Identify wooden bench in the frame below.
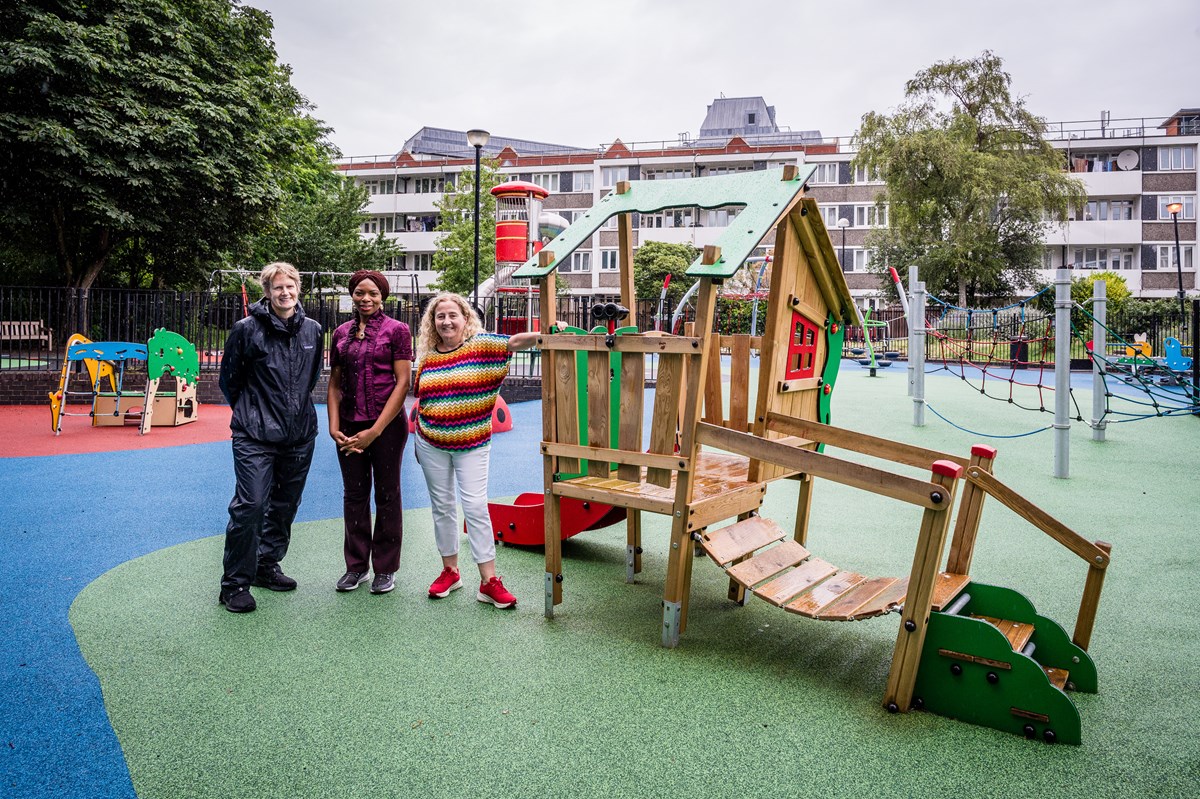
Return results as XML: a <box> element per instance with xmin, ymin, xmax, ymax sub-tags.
<box><xmin>1</xmin><ymin>319</ymin><xmax>54</xmax><ymax>349</ymax></box>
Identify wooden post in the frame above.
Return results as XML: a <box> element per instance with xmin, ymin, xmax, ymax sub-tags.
<box><xmin>662</xmin><ymin>278</ymin><xmax>717</xmax><ymax>646</ymax></box>
<box><xmin>619</xmin><ymin>352</ymin><xmax>645</xmax><ymax>581</ymax></box>
<box><xmin>540</xmin><ymin>275</ymin><xmax>563</xmax><ymax>616</ymax></box>
<box><xmin>793</xmin><ymin>473</ymin><xmax>814</xmax><ymax>547</ymax></box>
<box><xmin>945</xmin><ymin>444</ymin><xmax>997</xmax><ymax>575</ymax></box>
<box><xmin>1073</xmin><ymin>540</ymin><xmax>1113</xmax><ymax>650</ymax></box>
<box><xmin>617</xmin><ymin>212</ymin><xmax>636</xmax><ymax>312</ymax></box>
<box><xmin>586</xmin><ymin>350</ymin><xmax>611</xmax><ymax>477</ymax></box>
<box><xmin>882</xmin><ymin>460</ymin><xmax>962</xmax><ymax>712</ymax></box>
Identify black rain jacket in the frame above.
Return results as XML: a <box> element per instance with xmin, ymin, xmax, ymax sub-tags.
<box><xmin>219</xmin><ymin>298</ymin><xmax>324</xmax><ymax>445</ymax></box>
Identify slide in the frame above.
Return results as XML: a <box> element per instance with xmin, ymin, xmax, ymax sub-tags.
<box><xmin>486</xmin><ymin>493</ymin><xmax>626</xmax><ymax>546</ymax></box>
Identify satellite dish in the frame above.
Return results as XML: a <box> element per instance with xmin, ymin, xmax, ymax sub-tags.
<box><xmin>1117</xmin><ymin>149</ymin><xmax>1138</xmax><ymax>171</ymax></box>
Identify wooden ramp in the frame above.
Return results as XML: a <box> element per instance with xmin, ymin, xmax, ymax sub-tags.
<box><xmin>699</xmin><ymin>516</ymin><xmax>970</xmax><ymax>621</ymax></box>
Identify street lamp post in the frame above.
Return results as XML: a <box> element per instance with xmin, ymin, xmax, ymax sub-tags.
<box><xmin>466</xmin><ymin>129</ymin><xmax>490</xmax><ymax>313</ymax></box>
<box><xmin>836</xmin><ymin>217</ymin><xmax>850</xmax><ymax>271</ymax></box>
<box><xmin>1167</xmin><ymin>201</ymin><xmax>1186</xmax><ymax>330</ymax></box>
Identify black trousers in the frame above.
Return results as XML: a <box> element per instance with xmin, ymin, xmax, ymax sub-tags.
<box><xmin>337</xmin><ymin>417</ymin><xmax>408</xmax><ymax>574</ymax></box>
<box><xmin>222</xmin><ymin>436</ymin><xmax>316</xmax><ymax>590</ymax></box>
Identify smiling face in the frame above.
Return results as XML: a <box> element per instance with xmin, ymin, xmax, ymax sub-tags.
<box><xmin>433</xmin><ymin>299</ymin><xmax>466</xmax><ymax>349</ymax></box>
<box><xmin>268</xmin><ymin>274</ymin><xmax>299</xmax><ymax>319</ymax></box>
<box><xmin>352</xmin><ymin>282</ymin><xmax>383</xmax><ymax>317</ymax></box>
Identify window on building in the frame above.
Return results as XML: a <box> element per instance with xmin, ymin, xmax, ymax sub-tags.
<box><xmin>854</xmin><ymin>204</ymin><xmax>888</xmax><ymax>227</ymax></box>
<box><xmin>853</xmin><ymin>165</ymin><xmax>882</xmax><ymax>184</ymax></box>
<box><xmin>1072</xmin><ymin>247</ymin><xmax>1136</xmax><ymax>270</ymax></box>
<box><xmin>562</xmin><ymin>251</ymin><xmax>592</xmax><ymax>273</ymax></box>
<box><xmin>1176</xmin><ymin>115</ymin><xmax>1200</xmax><ymax>135</ymax></box>
<box><xmin>531</xmin><ymin>173</ymin><xmax>560</xmax><ymax>193</ymax></box>
<box><xmin>702</xmin><ymin>206</ymin><xmax>740</xmax><ymax>227</ymax></box>
<box><xmin>413</xmin><ymin>253</ymin><xmax>433</xmax><ymax>271</ymax></box>
<box><xmin>644</xmin><ymin>168</ymin><xmax>693</xmax><ymax>180</ymax></box>
<box><xmin>819</xmin><ymin>205</ymin><xmax>840</xmax><ymax>229</ymax></box>
<box><xmin>1082</xmin><ymin>200</ymin><xmax>1137</xmax><ymax>221</ymax></box>
<box><xmin>705</xmin><ymin>165</ymin><xmax>752</xmax><ymax>176</ymax></box>
<box><xmin>845</xmin><ymin>249</ymin><xmax>871</xmax><ymax>272</ymax></box>
<box><xmin>413</xmin><ymin>177</ymin><xmax>445</xmax><ymax>194</ymax></box>
<box><xmin>809</xmin><ymin>163</ymin><xmax>840</xmax><ymax>184</ymax></box>
<box><xmin>572</xmin><ymin>171</ymin><xmax>593</xmax><ymax>192</ymax></box>
<box><xmin>601</xmin><ymin>166</ymin><xmax>629</xmax><ymax>187</ymax></box>
<box><xmin>747</xmin><ymin>112</ymin><xmax>756</xmax><ymax>125</ymax></box>
<box><xmin>1067</xmin><ymin>151</ymin><xmax>1124</xmax><ymax>173</ymax></box>
<box><xmin>600</xmin><ymin>250</ymin><xmax>620</xmax><ymax>271</ymax></box>
<box><xmin>1158</xmin><ymin>145</ymin><xmax>1196</xmax><ymax>171</ymax></box>
<box><xmin>1158</xmin><ymin>195</ymin><xmax>1196</xmax><ymax>220</ymax></box>
<box><xmin>1157</xmin><ymin>245</ymin><xmax>1195</xmax><ymax>271</ymax></box>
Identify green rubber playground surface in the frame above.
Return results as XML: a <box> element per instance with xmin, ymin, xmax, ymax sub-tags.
<box><xmin>72</xmin><ymin>367</ymin><xmax>1198</xmax><ymax>798</ymax></box>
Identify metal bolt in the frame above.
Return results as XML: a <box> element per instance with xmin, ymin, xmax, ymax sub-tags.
<box><xmin>930</xmin><ymin>491</ymin><xmax>943</xmax><ymax>504</ymax></box>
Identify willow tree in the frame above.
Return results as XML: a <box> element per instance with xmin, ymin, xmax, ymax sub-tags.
<box><xmin>854</xmin><ymin>51</ymin><xmax>1087</xmax><ymax>305</ymax></box>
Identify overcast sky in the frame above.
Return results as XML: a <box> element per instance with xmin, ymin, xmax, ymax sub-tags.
<box><xmin>246</xmin><ymin>0</ymin><xmax>1200</xmax><ymax>157</ymax></box>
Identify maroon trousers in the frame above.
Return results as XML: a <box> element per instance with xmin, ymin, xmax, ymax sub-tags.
<box><xmin>336</xmin><ymin>416</ymin><xmax>408</xmax><ymax>573</ymax></box>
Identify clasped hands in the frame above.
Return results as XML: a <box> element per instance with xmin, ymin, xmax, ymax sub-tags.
<box><xmin>331</xmin><ymin>427</ymin><xmax>379</xmax><ymax>455</ymax></box>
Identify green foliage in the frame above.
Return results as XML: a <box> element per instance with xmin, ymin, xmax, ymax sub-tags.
<box><xmin>1070</xmin><ymin>271</ymin><xmax>1132</xmax><ymax>315</ymax></box>
<box><xmin>431</xmin><ymin>157</ymin><xmax>500</xmax><ymax>294</ymax></box>
<box><xmin>632</xmin><ymin>241</ymin><xmax>699</xmax><ymax>302</ymax></box>
<box><xmin>0</xmin><ymin>0</ymin><xmax>318</xmax><ymax>289</ymax></box>
<box><xmin>854</xmin><ymin>51</ymin><xmax>1087</xmax><ymax>306</ymax></box>
<box><xmin>715</xmin><ymin>297</ymin><xmax>766</xmax><ymax>336</ymax></box>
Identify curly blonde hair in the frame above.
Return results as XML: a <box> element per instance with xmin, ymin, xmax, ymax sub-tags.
<box><xmin>415</xmin><ymin>292</ymin><xmax>482</xmax><ymax>364</ymax></box>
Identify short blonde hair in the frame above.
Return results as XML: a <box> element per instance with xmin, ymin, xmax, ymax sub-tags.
<box><xmin>259</xmin><ymin>262</ymin><xmax>301</xmax><ymax>294</ymax></box>
<box><xmin>416</xmin><ymin>292</ymin><xmax>482</xmax><ymax>364</ymax></box>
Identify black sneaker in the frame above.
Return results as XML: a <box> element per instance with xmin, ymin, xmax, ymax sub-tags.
<box><xmin>336</xmin><ymin>571</ymin><xmax>370</xmax><ymax>592</ymax></box>
<box><xmin>370</xmin><ymin>573</ymin><xmax>395</xmax><ymax>594</ymax></box>
<box><xmin>218</xmin><ymin>586</ymin><xmax>256</xmax><ymax>613</ymax></box>
<box><xmin>252</xmin><ymin>562</ymin><xmax>297</xmax><ymax>592</ymax></box>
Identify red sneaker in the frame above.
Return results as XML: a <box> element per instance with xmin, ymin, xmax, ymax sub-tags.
<box><xmin>428</xmin><ymin>566</ymin><xmax>462</xmax><ymax>598</ymax></box>
<box><xmin>477</xmin><ymin>576</ymin><xmax>517</xmax><ymax>609</ymax></box>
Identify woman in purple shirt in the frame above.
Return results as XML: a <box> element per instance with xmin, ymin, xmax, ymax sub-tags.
<box><xmin>327</xmin><ymin>270</ymin><xmax>413</xmax><ymax>595</ymax></box>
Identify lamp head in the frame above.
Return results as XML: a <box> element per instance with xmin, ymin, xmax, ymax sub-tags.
<box><xmin>836</xmin><ymin>217</ymin><xmax>850</xmax><ymax>229</ymax></box>
<box><xmin>1166</xmin><ymin>202</ymin><xmax>1183</xmax><ymax>216</ymax></box>
<box><xmin>466</xmin><ymin>129</ymin><xmax>490</xmax><ymax>149</ymax></box>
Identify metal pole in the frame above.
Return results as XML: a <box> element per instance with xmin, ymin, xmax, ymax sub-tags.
<box><xmin>1172</xmin><ymin>211</ymin><xmax>1185</xmax><ymax>330</ymax></box>
<box><xmin>1091</xmin><ymin>279</ymin><xmax>1106</xmax><ymax>442</ymax></box>
<box><xmin>1192</xmin><ymin>298</ymin><xmax>1199</xmax><ymax>402</ymax></box>
<box><xmin>912</xmin><ymin>280</ymin><xmax>926</xmax><ymax>427</ymax></box>
<box><xmin>472</xmin><ymin>143</ymin><xmax>482</xmax><ymax>312</ymax></box>
<box><xmin>1054</xmin><ymin>267</ymin><xmax>1071</xmax><ymax>478</ymax></box>
<box><xmin>840</xmin><ymin>227</ymin><xmax>846</xmax><ymax>272</ymax></box>
<box><xmin>906</xmin><ymin>266</ymin><xmax>917</xmax><ymax>398</ymax></box>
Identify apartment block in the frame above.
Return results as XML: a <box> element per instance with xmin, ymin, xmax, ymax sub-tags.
<box><xmin>338</xmin><ymin>99</ymin><xmax>1198</xmax><ymax>306</ymax></box>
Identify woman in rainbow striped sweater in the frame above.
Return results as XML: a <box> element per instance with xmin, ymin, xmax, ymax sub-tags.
<box><xmin>414</xmin><ymin>292</ymin><xmax>558</xmax><ymax>609</ymax></box>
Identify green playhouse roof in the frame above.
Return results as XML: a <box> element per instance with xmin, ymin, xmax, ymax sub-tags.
<box><xmin>511</xmin><ymin>166</ymin><xmax>818</xmax><ymax>281</ymax></box>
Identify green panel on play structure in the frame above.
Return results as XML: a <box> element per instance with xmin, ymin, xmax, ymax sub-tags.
<box><xmin>555</xmin><ymin>325</ymin><xmax>637</xmax><ymax>480</ymax></box>
<box><xmin>511</xmin><ymin>167</ymin><xmax>816</xmax><ymax>282</ymax></box>
<box><xmin>816</xmin><ymin>313</ymin><xmax>844</xmax><ymax>451</ymax></box>
<box><xmin>912</xmin><ymin>581</ymin><xmax>1097</xmax><ymax>745</ymax></box>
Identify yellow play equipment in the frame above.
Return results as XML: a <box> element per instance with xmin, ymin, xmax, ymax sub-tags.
<box><xmin>49</xmin><ymin>328</ymin><xmax>200</xmax><ymax>435</ymax></box>
<box><xmin>511</xmin><ymin>167</ymin><xmax>1112</xmax><ymax>744</ymax></box>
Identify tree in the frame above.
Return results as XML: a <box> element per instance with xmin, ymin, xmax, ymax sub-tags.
<box><xmin>237</xmin><ymin>116</ymin><xmax>401</xmax><ymax>278</ymax></box>
<box><xmin>0</xmin><ymin>0</ymin><xmax>315</xmax><ymax>289</ymax></box>
<box><xmin>632</xmin><ymin>240</ymin><xmax>699</xmax><ymax>302</ymax></box>
<box><xmin>854</xmin><ymin>51</ymin><xmax>1087</xmax><ymax>306</ymax></box>
<box><xmin>431</xmin><ymin>157</ymin><xmax>500</xmax><ymax>295</ymax></box>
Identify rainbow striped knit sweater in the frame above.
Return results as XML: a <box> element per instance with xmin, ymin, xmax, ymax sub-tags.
<box><xmin>416</xmin><ymin>333</ymin><xmax>512</xmax><ymax>451</ymax></box>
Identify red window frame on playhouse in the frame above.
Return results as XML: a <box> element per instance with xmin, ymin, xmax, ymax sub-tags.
<box><xmin>784</xmin><ymin>311</ymin><xmax>820</xmax><ymax>380</ymax></box>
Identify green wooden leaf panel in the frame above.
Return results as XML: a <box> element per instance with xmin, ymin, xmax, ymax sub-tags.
<box><xmin>511</xmin><ymin>166</ymin><xmax>816</xmax><ymax>281</ymax></box>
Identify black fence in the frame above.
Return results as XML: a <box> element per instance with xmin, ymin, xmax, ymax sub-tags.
<box><xmin>2</xmin><ymin>285</ymin><xmax>1190</xmax><ymax>374</ymax></box>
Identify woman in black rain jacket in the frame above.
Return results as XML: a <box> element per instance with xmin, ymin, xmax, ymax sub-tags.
<box><xmin>217</xmin><ymin>262</ymin><xmax>324</xmax><ymax>613</ymax></box>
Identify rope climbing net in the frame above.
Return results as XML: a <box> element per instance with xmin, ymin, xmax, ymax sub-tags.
<box><xmin>919</xmin><ymin>288</ymin><xmax>1198</xmax><ymax>437</ymax></box>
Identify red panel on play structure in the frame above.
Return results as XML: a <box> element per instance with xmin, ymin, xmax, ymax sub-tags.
<box><xmin>784</xmin><ymin>310</ymin><xmax>819</xmax><ymax>380</ymax></box>
<box><xmin>483</xmin><ymin>493</ymin><xmax>626</xmax><ymax>546</ymax></box>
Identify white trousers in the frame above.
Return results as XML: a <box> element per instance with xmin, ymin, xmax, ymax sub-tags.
<box><xmin>415</xmin><ymin>435</ymin><xmax>496</xmax><ymax>565</ymax></box>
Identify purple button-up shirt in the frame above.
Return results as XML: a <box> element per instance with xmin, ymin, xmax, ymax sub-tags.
<box><xmin>331</xmin><ymin>313</ymin><xmax>413</xmax><ymax>423</ymax></box>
